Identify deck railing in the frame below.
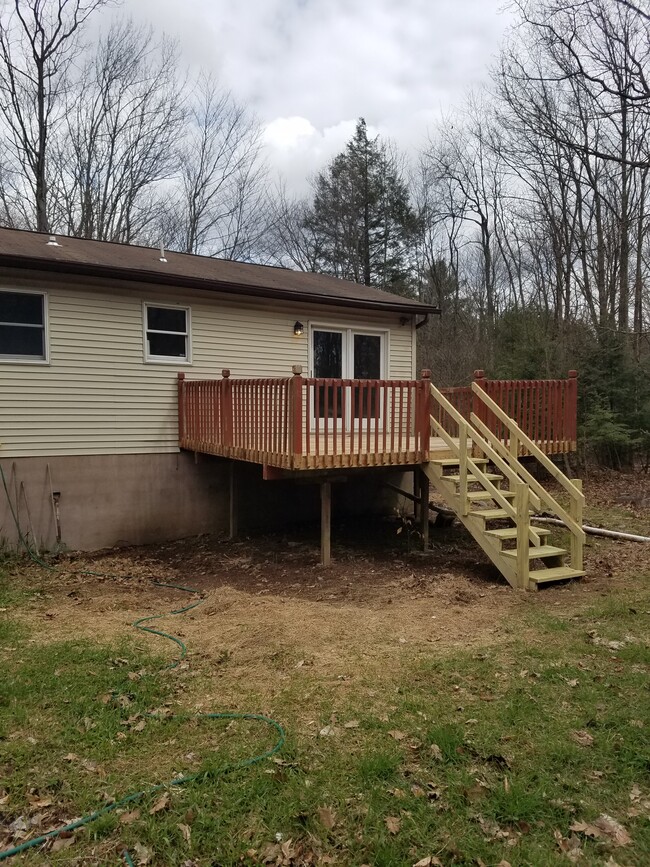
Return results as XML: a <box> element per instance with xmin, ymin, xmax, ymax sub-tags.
<box><xmin>178</xmin><ymin>368</ymin><xmax>578</xmax><ymax>469</ymax></box>
<box><xmin>439</xmin><ymin>370</ymin><xmax>578</xmax><ymax>455</ymax></box>
<box><xmin>178</xmin><ymin>368</ymin><xmax>431</xmax><ymax>469</ymax></box>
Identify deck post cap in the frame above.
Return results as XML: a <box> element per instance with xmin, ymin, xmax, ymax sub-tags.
<box><xmin>221</xmin><ymin>369</ymin><xmax>231</xmax><ymax>378</ymax></box>
<box><xmin>420</xmin><ymin>368</ymin><xmax>431</xmax><ymax>379</ymax></box>
<box><xmin>177</xmin><ymin>371</ymin><xmax>185</xmax><ymax>380</ymax></box>
<box><xmin>292</xmin><ymin>364</ymin><xmax>303</xmax><ymax>376</ymax></box>
<box><xmin>474</xmin><ymin>369</ymin><xmax>486</xmax><ymax>379</ymax></box>
<box><xmin>568</xmin><ymin>369</ymin><xmax>578</xmax><ymax>378</ymax></box>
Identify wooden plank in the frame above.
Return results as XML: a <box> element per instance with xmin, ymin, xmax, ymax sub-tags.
<box><xmin>419</xmin><ymin>469</ymin><xmax>430</xmax><ymax>550</ymax></box>
<box><xmin>320</xmin><ymin>481</ymin><xmax>332</xmax><ymax>567</ymax></box>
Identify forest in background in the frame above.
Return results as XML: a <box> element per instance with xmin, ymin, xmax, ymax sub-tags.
<box><xmin>0</xmin><ymin>0</ymin><xmax>648</xmax><ymax>469</ymax></box>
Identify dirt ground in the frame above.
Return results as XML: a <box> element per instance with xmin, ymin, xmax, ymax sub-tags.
<box><xmin>9</xmin><ymin>471</ymin><xmax>649</xmax><ymax>703</ymax></box>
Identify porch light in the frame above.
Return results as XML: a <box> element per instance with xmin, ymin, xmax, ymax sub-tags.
<box><xmin>293</xmin><ymin>321</ymin><xmax>304</xmax><ymax>336</ymax></box>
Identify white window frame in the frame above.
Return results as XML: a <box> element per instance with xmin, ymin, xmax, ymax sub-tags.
<box><xmin>308</xmin><ymin>322</ymin><xmax>389</xmax><ymax>381</ymax></box>
<box><xmin>0</xmin><ymin>288</ymin><xmax>49</xmax><ymax>364</ymax></box>
<box><xmin>143</xmin><ymin>302</ymin><xmax>192</xmax><ymax>365</ymax></box>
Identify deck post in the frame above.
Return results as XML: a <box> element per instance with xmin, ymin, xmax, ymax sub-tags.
<box><xmin>419</xmin><ymin>369</ymin><xmax>432</xmax><ymax>459</ymax></box>
<box><xmin>570</xmin><ymin>478</ymin><xmax>583</xmax><ymax>572</ymax></box>
<box><xmin>472</xmin><ymin>369</ymin><xmax>487</xmax><ymax>458</ymax></box>
<box><xmin>320</xmin><ymin>481</ymin><xmax>331</xmax><ymax>566</ymax></box>
<box><xmin>177</xmin><ymin>372</ymin><xmax>186</xmax><ymax>445</ymax></box>
<box><xmin>229</xmin><ymin>460</ymin><xmax>238</xmax><ymax>541</ymax></box>
<box><xmin>515</xmin><ymin>481</ymin><xmax>530</xmax><ymax>590</ymax></box>
<box><xmin>418</xmin><ymin>469</ymin><xmax>430</xmax><ymax>550</ymax></box>
<box><xmin>290</xmin><ymin>365</ymin><xmax>304</xmax><ymax>466</ymax></box>
<box><xmin>221</xmin><ymin>369</ymin><xmax>233</xmax><ymax>447</ymax></box>
<box><xmin>567</xmin><ymin>370</ymin><xmax>578</xmax><ymax>451</ymax></box>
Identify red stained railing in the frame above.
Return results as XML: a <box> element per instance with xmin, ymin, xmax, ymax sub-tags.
<box><xmin>178</xmin><ymin>369</ymin><xmax>578</xmax><ymax>467</ymax></box>
<box><xmin>435</xmin><ymin>371</ymin><xmax>578</xmax><ymax>455</ymax></box>
<box><xmin>179</xmin><ymin>369</ymin><xmax>431</xmax><ymax>468</ymax></box>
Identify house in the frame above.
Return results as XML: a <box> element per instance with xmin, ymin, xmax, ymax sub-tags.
<box><xmin>0</xmin><ymin>228</ymin><xmax>584</xmax><ymax>590</ymax></box>
<box><xmin>0</xmin><ymin>228</ymin><xmax>437</xmax><ymax>548</ymax></box>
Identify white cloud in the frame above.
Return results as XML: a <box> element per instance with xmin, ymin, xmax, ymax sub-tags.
<box><xmin>117</xmin><ymin>0</ymin><xmax>513</xmax><ymax>192</ymax></box>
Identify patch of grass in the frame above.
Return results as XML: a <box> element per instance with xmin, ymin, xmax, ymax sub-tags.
<box><xmin>1</xmin><ymin>565</ymin><xmax>649</xmax><ymax>866</ymax></box>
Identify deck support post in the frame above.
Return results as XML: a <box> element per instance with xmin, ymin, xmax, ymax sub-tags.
<box><xmin>418</xmin><ymin>469</ymin><xmax>430</xmax><ymax>550</ymax></box>
<box><xmin>320</xmin><ymin>481</ymin><xmax>331</xmax><ymax>566</ymax></box>
<box><xmin>229</xmin><ymin>460</ymin><xmax>238</xmax><ymax>541</ymax></box>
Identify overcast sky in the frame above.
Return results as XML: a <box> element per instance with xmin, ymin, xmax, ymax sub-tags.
<box><xmin>120</xmin><ymin>0</ymin><xmax>512</xmax><ymax>192</ymax></box>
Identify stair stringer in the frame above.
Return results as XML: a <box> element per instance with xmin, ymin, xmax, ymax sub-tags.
<box><xmin>422</xmin><ymin>464</ymin><xmax>521</xmax><ymax>590</ymax></box>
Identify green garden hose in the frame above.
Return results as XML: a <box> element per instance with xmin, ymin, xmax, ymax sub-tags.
<box><xmin>0</xmin><ymin>463</ymin><xmax>286</xmax><ymax>864</ymax></box>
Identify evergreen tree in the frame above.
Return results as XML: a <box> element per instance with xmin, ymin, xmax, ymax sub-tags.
<box><xmin>304</xmin><ymin>119</ymin><xmax>417</xmax><ymax>294</ymax></box>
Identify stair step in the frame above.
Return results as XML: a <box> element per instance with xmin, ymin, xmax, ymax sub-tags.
<box><xmin>429</xmin><ymin>458</ymin><xmax>489</xmax><ymax>467</ymax></box>
<box><xmin>529</xmin><ymin>566</ymin><xmax>585</xmax><ymax>585</ymax></box>
<box><xmin>503</xmin><ymin>545</ymin><xmax>568</xmax><ymax>560</ymax></box>
<box><xmin>467</xmin><ymin>489</ymin><xmax>515</xmax><ymax>502</ymax></box>
<box><xmin>486</xmin><ymin>527</ymin><xmax>550</xmax><ymax>540</ymax></box>
<box><xmin>469</xmin><ymin>508</ymin><xmax>511</xmax><ymax>520</ymax></box>
<box><xmin>447</xmin><ymin>473</ymin><xmax>503</xmax><ymax>484</ymax></box>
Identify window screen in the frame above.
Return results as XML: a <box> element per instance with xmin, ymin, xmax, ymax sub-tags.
<box><xmin>145</xmin><ymin>305</ymin><xmax>189</xmax><ymax>360</ymax></box>
<box><xmin>0</xmin><ymin>291</ymin><xmax>46</xmax><ymax>360</ymax></box>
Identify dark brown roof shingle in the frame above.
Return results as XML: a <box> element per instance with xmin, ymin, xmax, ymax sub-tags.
<box><xmin>0</xmin><ymin>227</ymin><xmax>439</xmax><ymax>315</ymax></box>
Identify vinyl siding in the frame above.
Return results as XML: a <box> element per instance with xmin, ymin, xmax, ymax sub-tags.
<box><xmin>1</xmin><ymin>272</ymin><xmax>417</xmax><ymax>458</ymax></box>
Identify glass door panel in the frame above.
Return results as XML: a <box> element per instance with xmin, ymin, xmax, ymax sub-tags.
<box><xmin>312</xmin><ymin>329</ymin><xmax>344</xmax><ymax>423</ymax></box>
<box><xmin>352</xmin><ymin>333</ymin><xmax>381</xmax><ymax>420</ymax></box>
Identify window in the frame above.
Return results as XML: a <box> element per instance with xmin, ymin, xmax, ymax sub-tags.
<box><xmin>0</xmin><ymin>290</ymin><xmax>47</xmax><ymax>361</ymax></box>
<box><xmin>144</xmin><ymin>304</ymin><xmax>190</xmax><ymax>362</ymax></box>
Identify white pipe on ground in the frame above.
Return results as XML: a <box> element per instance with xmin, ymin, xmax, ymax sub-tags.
<box><xmin>531</xmin><ymin>515</ymin><xmax>650</xmax><ymax>543</ymax></box>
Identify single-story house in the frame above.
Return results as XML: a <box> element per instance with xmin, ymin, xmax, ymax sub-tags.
<box><xmin>0</xmin><ymin>227</ymin><xmax>585</xmax><ymax>590</ymax></box>
<box><xmin>0</xmin><ymin>227</ymin><xmax>437</xmax><ymax>552</ymax></box>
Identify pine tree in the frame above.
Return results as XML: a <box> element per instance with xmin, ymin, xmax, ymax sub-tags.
<box><xmin>304</xmin><ymin>119</ymin><xmax>417</xmax><ymax>294</ymax></box>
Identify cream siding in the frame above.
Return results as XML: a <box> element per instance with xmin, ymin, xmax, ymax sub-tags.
<box><xmin>1</xmin><ymin>272</ymin><xmax>417</xmax><ymax>458</ymax></box>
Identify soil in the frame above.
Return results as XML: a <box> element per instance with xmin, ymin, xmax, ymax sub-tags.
<box><xmin>9</xmin><ymin>472</ymin><xmax>649</xmax><ymax>697</ymax></box>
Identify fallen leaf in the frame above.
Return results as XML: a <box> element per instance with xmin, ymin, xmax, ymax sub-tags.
<box><xmin>385</xmin><ymin>816</ymin><xmax>401</xmax><ymax>835</ymax></box>
<box><xmin>134</xmin><ymin>843</ymin><xmax>152</xmax><ymax>865</ymax></box>
<box><xmin>178</xmin><ymin>822</ymin><xmax>191</xmax><ymax>844</ymax></box>
<box><xmin>571</xmin><ymin>730</ymin><xmax>594</xmax><ymax>747</ymax></box>
<box><xmin>319</xmin><ymin>725</ymin><xmax>337</xmax><ymax>737</ymax></box>
<box><xmin>343</xmin><ymin>720</ymin><xmax>360</xmax><ymax>729</ymax></box>
<box><xmin>149</xmin><ymin>792</ymin><xmax>170</xmax><ymax>814</ymax></box>
<box><xmin>388</xmin><ymin>730</ymin><xmax>407</xmax><ymax>741</ymax></box>
<box><xmin>63</xmin><ymin>753</ymin><xmax>79</xmax><ymax>762</ymax></box>
<box><xmin>0</xmin><ymin>791</ymin><xmax>9</xmax><ymax>805</ymax></box>
<box><xmin>592</xmin><ymin>815</ymin><xmax>632</xmax><ymax>846</ymax></box>
<box><xmin>570</xmin><ymin>814</ymin><xmax>631</xmax><ymax>847</ymax></box>
<box><xmin>8</xmin><ymin>816</ymin><xmax>27</xmax><ymax>834</ymax></box>
<box><xmin>27</xmin><ymin>795</ymin><xmax>53</xmax><ymax>808</ymax></box>
<box><xmin>413</xmin><ymin>858</ymin><xmax>443</xmax><ymax>867</ymax></box>
<box><xmin>51</xmin><ymin>835</ymin><xmax>75</xmax><ymax>851</ymax></box>
<box><xmin>120</xmin><ymin>809</ymin><xmax>141</xmax><ymax>825</ymax></box>
<box><xmin>317</xmin><ymin>806</ymin><xmax>336</xmax><ymax>830</ymax></box>
<box><xmin>429</xmin><ymin>743</ymin><xmax>443</xmax><ymax>761</ymax></box>
<box><xmin>132</xmin><ymin>719</ymin><xmax>146</xmax><ymax>732</ymax></box>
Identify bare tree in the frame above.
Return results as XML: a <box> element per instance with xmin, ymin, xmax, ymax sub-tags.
<box><xmin>165</xmin><ymin>73</ymin><xmax>268</xmax><ymax>259</ymax></box>
<box><xmin>0</xmin><ymin>0</ymin><xmax>110</xmax><ymax>231</ymax></box>
<box><xmin>50</xmin><ymin>19</ymin><xmax>183</xmax><ymax>243</ymax></box>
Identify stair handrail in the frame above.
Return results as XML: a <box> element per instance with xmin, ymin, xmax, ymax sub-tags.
<box><xmin>470</xmin><ymin>414</ymin><xmax>585</xmax><ymax>541</ymax></box>
<box><xmin>470</xmin><ymin>384</ymin><xmax>585</xmax><ymax>521</ymax></box>
<box><xmin>429</xmin><ymin>383</ymin><xmax>542</xmax><ymax>550</ymax></box>
<box><xmin>471</xmin><ymin>382</ymin><xmax>585</xmax><ymax>573</ymax></box>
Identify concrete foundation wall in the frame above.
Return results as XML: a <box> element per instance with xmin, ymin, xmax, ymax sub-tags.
<box><xmin>1</xmin><ymin>452</ymin><xmax>411</xmax><ymax>553</ymax></box>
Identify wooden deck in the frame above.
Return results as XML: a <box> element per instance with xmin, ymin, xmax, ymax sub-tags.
<box><xmin>177</xmin><ymin>369</ymin><xmax>578</xmax><ymax>472</ymax></box>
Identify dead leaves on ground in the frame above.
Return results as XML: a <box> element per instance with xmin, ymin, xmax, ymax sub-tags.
<box><xmin>570</xmin><ymin>814</ymin><xmax>632</xmax><ymax>847</ymax></box>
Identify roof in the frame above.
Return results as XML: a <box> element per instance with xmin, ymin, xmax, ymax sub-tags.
<box><xmin>0</xmin><ymin>227</ymin><xmax>439</xmax><ymax>316</ymax></box>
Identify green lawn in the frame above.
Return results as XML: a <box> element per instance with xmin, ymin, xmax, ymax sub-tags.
<box><xmin>1</xmin><ymin>551</ymin><xmax>649</xmax><ymax>865</ymax></box>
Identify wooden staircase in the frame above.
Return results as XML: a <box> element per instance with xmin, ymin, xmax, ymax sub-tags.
<box><xmin>424</xmin><ymin>383</ymin><xmax>586</xmax><ymax>591</ymax></box>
